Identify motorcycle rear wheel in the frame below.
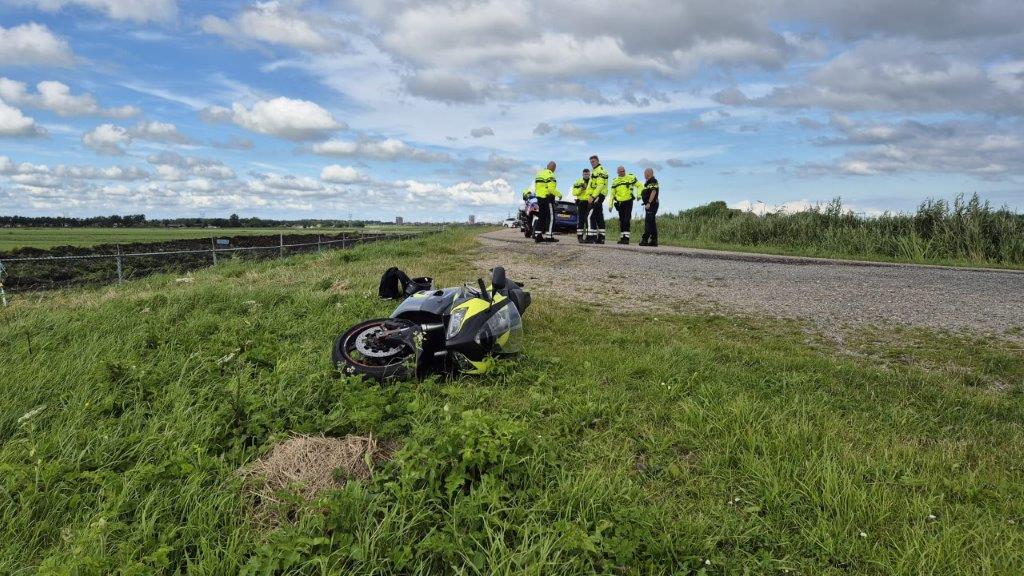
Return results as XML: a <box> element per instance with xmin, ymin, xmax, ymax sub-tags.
<box><xmin>333</xmin><ymin>318</ymin><xmax>419</xmax><ymax>381</ymax></box>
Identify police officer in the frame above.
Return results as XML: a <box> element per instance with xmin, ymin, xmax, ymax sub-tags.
<box><xmin>639</xmin><ymin>167</ymin><xmax>659</xmax><ymax>246</ymax></box>
<box><xmin>571</xmin><ymin>168</ymin><xmax>591</xmax><ymax>242</ymax></box>
<box><xmin>588</xmin><ymin>155</ymin><xmax>608</xmax><ymax>244</ymax></box>
<box><xmin>533</xmin><ymin>161</ymin><xmax>560</xmax><ymax>243</ymax></box>
<box><xmin>521</xmin><ymin>187</ymin><xmax>538</xmax><ymax>237</ymax></box>
<box><xmin>608</xmin><ymin>166</ymin><xmax>639</xmax><ymax>244</ymax></box>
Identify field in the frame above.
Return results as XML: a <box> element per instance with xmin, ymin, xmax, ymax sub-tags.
<box><xmin>2</xmin><ymin>228</ymin><xmax>1023</xmax><ymax>574</ymax></box>
<box><xmin>609</xmin><ymin>195</ymin><xmax>1024</xmax><ymax>269</ymax></box>
<box><xmin>0</xmin><ymin>226</ymin><xmax>417</xmax><ymax>251</ymax></box>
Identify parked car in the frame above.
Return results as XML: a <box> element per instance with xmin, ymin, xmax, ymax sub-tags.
<box><xmin>552</xmin><ymin>200</ymin><xmax>578</xmax><ymax>233</ymax></box>
<box><xmin>502</xmin><ymin>218</ymin><xmax>518</xmax><ymax>228</ymax></box>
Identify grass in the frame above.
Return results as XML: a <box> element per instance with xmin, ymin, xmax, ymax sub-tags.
<box><xmin>2</xmin><ymin>228</ymin><xmax>1023</xmax><ymax>574</ymax></box>
<box><xmin>612</xmin><ymin>195</ymin><xmax>1024</xmax><ymax>269</ymax></box>
<box><xmin>0</xmin><ymin>225</ymin><xmax>421</xmax><ymax>251</ymax></box>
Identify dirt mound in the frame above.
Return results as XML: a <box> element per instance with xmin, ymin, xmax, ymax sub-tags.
<box><xmin>240</xmin><ymin>434</ymin><xmax>397</xmax><ymax>525</ymax></box>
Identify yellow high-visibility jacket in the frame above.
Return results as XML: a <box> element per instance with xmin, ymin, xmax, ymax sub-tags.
<box><xmin>609</xmin><ymin>173</ymin><xmax>640</xmax><ymax>204</ymax></box>
<box><xmin>534</xmin><ymin>169</ymin><xmax>560</xmax><ymax>199</ymax></box>
<box><xmin>589</xmin><ymin>164</ymin><xmax>609</xmax><ymax>198</ymax></box>
<box><xmin>572</xmin><ymin>177</ymin><xmax>592</xmax><ymax>200</ymax></box>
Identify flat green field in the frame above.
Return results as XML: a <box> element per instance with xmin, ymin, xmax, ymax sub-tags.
<box><xmin>2</xmin><ymin>229</ymin><xmax>1022</xmax><ymax>574</ymax></box>
<box><xmin>0</xmin><ymin>226</ymin><xmax>418</xmax><ymax>251</ymax></box>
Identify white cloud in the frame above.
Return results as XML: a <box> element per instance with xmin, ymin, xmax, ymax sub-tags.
<box><xmin>469</xmin><ymin>126</ymin><xmax>494</xmax><ymax>138</ymax></box>
<box><xmin>320</xmin><ymin>164</ymin><xmax>364</xmax><ymax>183</ymax></box>
<box><xmin>82</xmin><ymin>123</ymin><xmax>131</xmax><ymax>155</ymax></box>
<box><xmin>252</xmin><ymin>172</ymin><xmax>323</xmax><ymax>191</ymax></box>
<box><xmin>24</xmin><ymin>0</ymin><xmax>178</xmax><ymax>22</ymax></box>
<box><xmin>130</xmin><ymin>120</ymin><xmax>189</xmax><ymax>143</ymax></box>
<box><xmin>0</xmin><ymin>99</ymin><xmax>45</xmax><ymax>137</ymax></box>
<box><xmin>146</xmin><ymin>151</ymin><xmax>236</xmax><ymax>181</ymax></box>
<box><xmin>201</xmin><ymin>2</ymin><xmax>332</xmax><ymax>52</ymax></box>
<box><xmin>0</xmin><ymin>78</ymin><xmax>139</xmax><ymax>117</ymax></box>
<box><xmin>398</xmin><ymin>178</ymin><xmax>514</xmax><ymax>207</ymax></box>
<box><xmin>0</xmin><ymin>23</ymin><xmax>75</xmax><ymax>67</ymax></box>
<box><xmin>796</xmin><ymin>116</ymin><xmax>1024</xmax><ymax>179</ymax></box>
<box><xmin>749</xmin><ymin>39</ymin><xmax>1024</xmax><ymax>115</ymax></box>
<box><xmin>312</xmin><ymin>137</ymin><xmax>450</xmax><ymax>162</ymax></box>
<box><xmin>205</xmin><ymin>97</ymin><xmax>344</xmax><ymax>140</ymax></box>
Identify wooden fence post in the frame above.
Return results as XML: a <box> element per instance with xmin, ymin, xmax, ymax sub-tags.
<box><xmin>211</xmin><ymin>237</ymin><xmax>218</xmax><ymax>265</ymax></box>
<box><xmin>0</xmin><ymin>260</ymin><xmax>8</xmax><ymax>307</ymax></box>
<box><xmin>279</xmin><ymin>233</ymin><xmax>284</xmax><ymax>257</ymax></box>
<box><xmin>115</xmin><ymin>244</ymin><xmax>124</xmax><ymax>284</ymax></box>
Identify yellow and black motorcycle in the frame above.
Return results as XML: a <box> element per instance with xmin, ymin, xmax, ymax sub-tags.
<box><xmin>333</xmin><ymin>267</ymin><xmax>530</xmax><ymax>380</ymax></box>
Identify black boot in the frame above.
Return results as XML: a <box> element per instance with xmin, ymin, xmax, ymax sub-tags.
<box><xmin>639</xmin><ymin>237</ymin><xmax>649</xmax><ymax>246</ymax></box>
<box><xmin>577</xmin><ymin>234</ymin><xmax>584</xmax><ymax>243</ymax></box>
<box><xmin>617</xmin><ymin>237</ymin><xmax>628</xmax><ymax>245</ymax></box>
<box><xmin>597</xmin><ymin>235</ymin><xmax>605</xmax><ymax>244</ymax></box>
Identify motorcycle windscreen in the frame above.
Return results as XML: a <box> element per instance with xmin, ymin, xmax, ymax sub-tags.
<box><xmin>477</xmin><ymin>301</ymin><xmax>524</xmax><ymax>355</ymax></box>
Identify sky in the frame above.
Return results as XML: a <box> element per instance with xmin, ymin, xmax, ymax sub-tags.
<box><xmin>0</xmin><ymin>0</ymin><xmax>1022</xmax><ymax>222</ymax></box>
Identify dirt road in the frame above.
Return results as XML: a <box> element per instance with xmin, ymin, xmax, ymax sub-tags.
<box><xmin>475</xmin><ymin>230</ymin><xmax>1024</xmax><ymax>337</ymax></box>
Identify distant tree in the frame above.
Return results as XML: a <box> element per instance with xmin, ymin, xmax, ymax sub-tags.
<box><xmin>229</xmin><ymin>213</ymin><xmax>241</xmax><ymax>227</ymax></box>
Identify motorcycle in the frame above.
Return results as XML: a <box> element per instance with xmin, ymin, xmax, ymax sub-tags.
<box><xmin>333</xmin><ymin>267</ymin><xmax>530</xmax><ymax>381</ymax></box>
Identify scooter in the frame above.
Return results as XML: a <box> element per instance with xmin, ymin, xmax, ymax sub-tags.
<box><xmin>333</xmin><ymin>267</ymin><xmax>530</xmax><ymax>381</ymax></box>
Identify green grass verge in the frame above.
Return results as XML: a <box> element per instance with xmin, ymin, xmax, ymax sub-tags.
<box><xmin>0</xmin><ymin>226</ymin><xmax>423</xmax><ymax>251</ymax></box>
<box><xmin>606</xmin><ymin>196</ymin><xmax>1024</xmax><ymax>269</ymax></box>
<box><xmin>2</xmin><ymin>228</ymin><xmax>1022</xmax><ymax>574</ymax></box>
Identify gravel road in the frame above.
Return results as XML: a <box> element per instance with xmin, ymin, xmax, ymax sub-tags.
<box><xmin>475</xmin><ymin>230</ymin><xmax>1024</xmax><ymax>337</ymax></box>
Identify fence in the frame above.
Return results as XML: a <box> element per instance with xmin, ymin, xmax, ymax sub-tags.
<box><xmin>0</xmin><ymin>229</ymin><xmax>438</xmax><ymax>302</ymax></box>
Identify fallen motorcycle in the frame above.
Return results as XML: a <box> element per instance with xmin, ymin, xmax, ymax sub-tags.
<box><xmin>333</xmin><ymin>267</ymin><xmax>530</xmax><ymax>380</ymax></box>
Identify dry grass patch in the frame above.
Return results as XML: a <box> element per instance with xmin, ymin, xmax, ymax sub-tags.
<box><xmin>240</xmin><ymin>434</ymin><xmax>397</xmax><ymax>526</ymax></box>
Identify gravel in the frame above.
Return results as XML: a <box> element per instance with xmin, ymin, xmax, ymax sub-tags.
<box><xmin>475</xmin><ymin>230</ymin><xmax>1024</xmax><ymax>338</ymax></box>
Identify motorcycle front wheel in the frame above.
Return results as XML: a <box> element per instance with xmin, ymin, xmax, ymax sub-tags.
<box><xmin>333</xmin><ymin>318</ymin><xmax>419</xmax><ymax>381</ymax></box>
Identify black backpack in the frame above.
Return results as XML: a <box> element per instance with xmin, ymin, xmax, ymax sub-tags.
<box><xmin>379</xmin><ymin>267</ymin><xmax>432</xmax><ymax>299</ymax></box>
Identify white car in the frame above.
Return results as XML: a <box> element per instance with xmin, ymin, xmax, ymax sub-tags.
<box><xmin>502</xmin><ymin>218</ymin><xmax>518</xmax><ymax>228</ymax></box>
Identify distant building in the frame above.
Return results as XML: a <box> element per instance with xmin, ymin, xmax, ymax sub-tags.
<box><xmin>468</xmin><ymin>215</ymin><xmax>476</xmax><ymax>225</ymax></box>
<box><xmin>395</xmin><ymin>216</ymin><xmax>404</xmax><ymax>225</ymax></box>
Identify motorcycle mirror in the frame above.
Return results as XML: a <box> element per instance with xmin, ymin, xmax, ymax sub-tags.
<box><xmin>491</xmin><ymin>267</ymin><xmax>507</xmax><ymax>292</ymax></box>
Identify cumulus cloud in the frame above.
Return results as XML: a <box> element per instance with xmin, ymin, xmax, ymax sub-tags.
<box><xmin>200</xmin><ymin>1</ymin><xmax>332</xmax><ymax>52</ymax></box>
<box><xmin>0</xmin><ymin>23</ymin><xmax>75</xmax><ymax>67</ymax></box>
<box><xmin>82</xmin><ymin>124</ymin><xmax>131</xmax><ymax>155</ymax></box>
<box><xmin>251</xmin><ymin>172</ymin><xmax>323</xmax><ymax>192</ymax></box>
<box><xmin>532</xmin><ymin>122</ymin><xmax>555</xmax><ymax>135</ymax></box>
<box><xmin>398</xmin><ymin>177</ymin><xmax>514</xmax><ymax>207</ymax></box>
<box><xmin>204</xmin><ymin>97</ymin><xmax>344</xmax><ymax>140</ymax></box>
<box><xmin>557</xmin><ymin>123</ymin><xmax>597</xmax><ymax>141</ymax></box>
<box><xmin>146</xmin><ymin>151</ymin><xmax>236</xmax><ymax>180</ymax></box>
<box><xmin>469</xmin><ymin>126</ymin><xmax>494</xmax><ymax>138</ymax></box>
<box><xmin>130</xmin><ymin>120</ymin><xmax>190</xmax><ymax>143</ymax></box>
<box><xmin>0</xmin><ymin>99</ymin><xmax>45</xmax><ymax>137</ymax></box>
<box><xmin>406</xmin><ymin>70</ymin><xmax>489</xmax><ymax>103</ymax></box>
<box><xmin>312</xmin><ymin>136</ymin><xmax>451</xmax><ymax>162</ymax></box>
<box><xmin>0</xmin><ymin>78</ymin><xmax>140</xmax><ymax>117</ymax></box>
<box><xmin>22</xmin><ymin>0</ymin><xmax>178</xmax><ymax>22</ymax></box>
<box><xmin>666</xmin><ymin>158</ymin><xmax>702</xmax><ymax>168</ymax></box>
<box><xmin>320</xmin><ymin>164</ymin><xmax>364</xmax><ymax>183</ymax></box>
<box><xmin>751</xmin><ymin>40</ymin><xmax>1024</xmax><ymax>115</ymax></box>
<box><xmin>797</xmin><ymin>116</ymin><xmax>1024</xmax><ymax>178</ymax></box>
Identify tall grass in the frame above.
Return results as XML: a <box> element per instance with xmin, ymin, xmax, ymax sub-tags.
<box><xmin>2</xmin><ymin>228</ymin><xmax>1023</xmax><ymax>574</ymax></box>
<box><xmin>632</xmin><ymin>194</ymin><xmax>1024</xmax><ymax>267</ymax></box>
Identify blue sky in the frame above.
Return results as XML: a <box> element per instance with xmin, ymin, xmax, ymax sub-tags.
<box><xmin>1</xmin><ymin>0</ymin><xmax>1022</xmax><ymax>222</ymax></box>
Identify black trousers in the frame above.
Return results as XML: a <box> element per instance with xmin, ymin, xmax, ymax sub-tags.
<box><xmin>615</xmin><ymin>199</ymin><xmax>633</xmax><ymax>236</ymax></box>
<box><xmin>590</xmin><ymin>195</ymin><xmax>606</xmax><ymax>235</ymax></box>
<box><xmin>643</xmin><ymin>203</ymin><xmax>659</xmax><ymax>242</ymax></box>
<box><xmin>534</xmin><ymin>196</ymin><xmax>554</xmax><ymax>238</ymax></box>
<box><xmin>575</xmin><ymin>200</ymin><xmax>589</xmax><ymax>235</ymax></box>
